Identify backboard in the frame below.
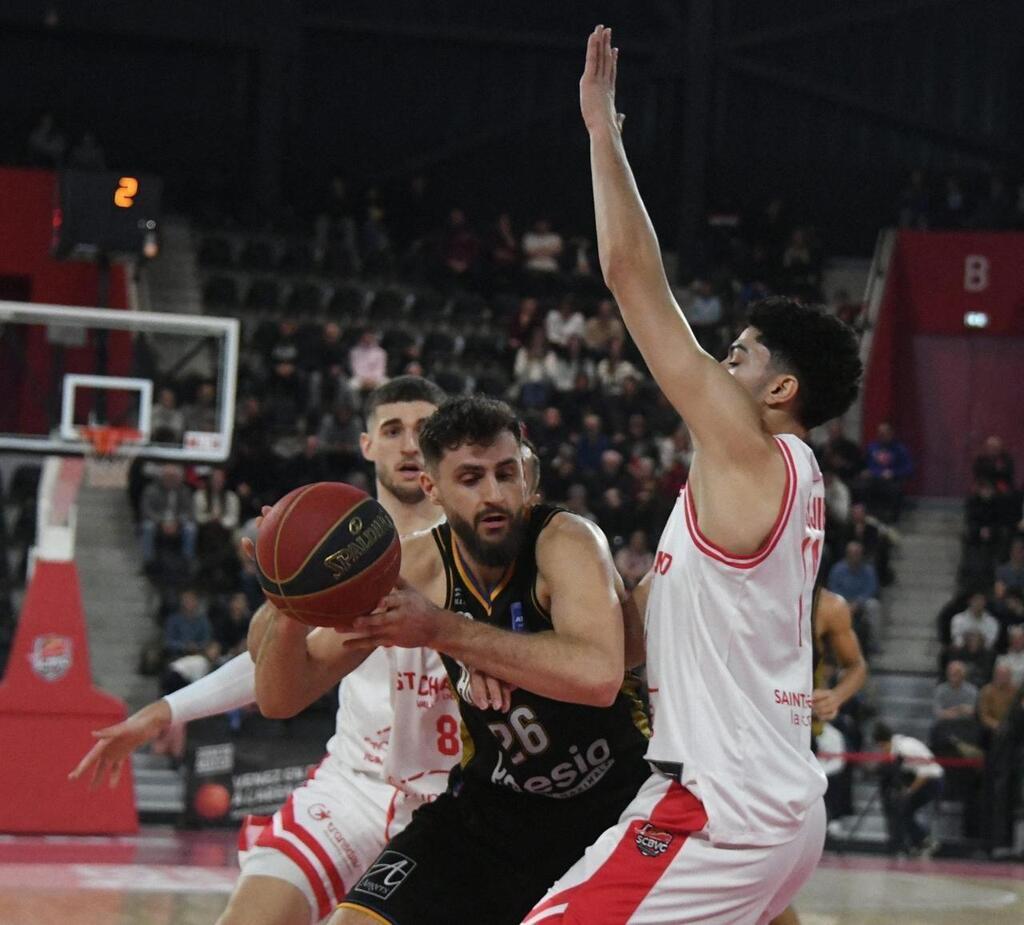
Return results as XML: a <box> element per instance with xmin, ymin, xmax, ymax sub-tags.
<box><xmin>0</xmin><ymin>300</ymin><xmax>239</xmax><ymax>462</ymax></box>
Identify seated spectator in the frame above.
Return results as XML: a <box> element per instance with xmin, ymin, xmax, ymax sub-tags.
<box><xmin>932</xmin><ymin>660</ymin><xmax>981</xmax><ymax>754</ymax></box>
<box><xmin>551</xmin><ymin>334</ymin><xmax>594</xmax><ymax>393</ymax></box>
<box><xmin>836</xmin><ymin>502</ymin><xmax>894</xmax><ymax>586</ymax></box>
<box><xmin>995</xmin><ymin>537</ymin><xmax>1024</xmax><ymax>597</ymax></box>
<box><xmin>482</xmin><ymin>212</ymin><xmax>520</xmax><ymax>289</ymax></box>
<box><xmin>961</xmin><ymin>480</ymin><xmax>1005</xmax><ymax>590</ymax></box>
<box><xmin>583</xmin><ymin>299</ymin><xmax>625</xmax><ymax>356</ymax></box>
<box><xmin>151</xmin><ymin>387</ymin><xmax>185</xmax><ymax>442</ymax></box>
<box><xmin>574</xmin><ymin>413</ymin><xmax>611</xmax><ymax>473</ymax></box>
<box><xmin>317</xmin><ymin>401</ymin><xmax>362</xmax><ymax>465</ymax></box>
<box><xmin>819</xmin><ymin>420</ymin><xmax>864</xmax><ymax>483</ymax></box>
<box><xmin>532</xmin><ymin>406</ymin><xmax>568</xmax><ymax>464</ymax></box>
<box><xmin>163</xmin><ymin>590</ymin><xmax>213</xmax><ymax>660</ymax></box>
<box><xmin>558</xmin><ymin>371</ymin><xmax>606</xmax><ymax>432</ymax></box>
<box><xmin>827</xmin><ymin>540</ymin><xmax>882</xmax><ymax>654</ymax></box>
<box><xmin>194</xmin><ymin>467</ymin><xmax>240</xmax><ymax>533</ymax></box>
<box><xmin>283</xmin><ymin>435</ymin><xmax>332</xmax><ymax>490</ymax></box>
<box><xmin>949</xmin><ymin>592</ymin><xmax>1000</xmax><ymax>649</ymax></box>
<box><xmin>872</xmin><ymin>722</ymin><xmax>943</xmax><ymax>857</ymax></box>
<box><xmin>973</xmin><ymin>435</ymin><xmax>1015</xmax><ymax>495</ymax></box>
<box><xmin>946</xmin><ymin>630</ymin><xmax>995</xmax><ymax>689</ymax></box>
<box><xmin>140</xmin><ymin>464</ymin><xmax>197</xmax><ymax>568</ymax></box>
<box><xmin>591</xmin><ymin>449</ymin><xmax>634</xmax><ymax>499</ymax></box>
<box><xmin>183</xmin><ymin>381</ymin><xmax>219</xmax><ymax>434</ymax></box>
<box><xmin>507</xmin><ymin>296</ymin><xmax>542</xmax><ymax>354</ymax></box>
<box><xmin>683</xmin><ymin>279</ymin><xmax>723</xmax><ymax>352</ymax></box>
<box><xmin>307</xmin><ymin>321</ymin><xmax>353</xmax><ymax>412</ymax></box>
<box><xmin>545</xmin><ymin>295</ymin><xmax>585</xmax><ymax>348</ymax></box>
<box><xmin>513</xmin><ymin>328</ymin><xmax>559</xmax><ymax>410</ymax></box>
<box><xmin>606</xmin><ymin>375</ymin><xmax>645</xmax><ymax>435</ymax></box>
<box><xmin>349</xmin><ymin>330</ymin><xmax>388</xmax><ymax>393</ymax></box>
<box><xmin>1002</xmin><ymin>626</ymin><xmax>1024</xmax><ymax>687</ymax></box>
<box><xmin>622</xmin><ymin>413</ymin><xmax>658</xmax><ymax>463</ymax></box>
<box><xmin>564</xmin><ymin>484</ymin><xmax>597</xmax><ymax>522</ymax></box>
<box><xmin>614</xmin><ymin>529</ymin><xmax>654</xmax><ymax>590</ymax></box>
<box><xmin>210</xmin><ymin>592</ymin><xmax>253</xmax><ymax>661</ymax></box>
<box><xmin>599</xmin><ymin>488</ymin><xmax>633</xmax><ymax>549</ymax></box>
<box><xmin>935</xmin><ymin>175</ymin><xmax>968</xmax><ymax>229</ymax></box>
<box><xmin>993</xmin><ymin>589</ymin><xmax>1024</xmax><ymax>644</ymax></box>
<box><xmin>978</xmin><ymin>661</ymin><xmax>1018</xmax><ymax>743</ymax></box>
<box><xmin>780</xmin><ymin>227</ymin><xmax>819</xmax><ymax>296</ymax></box>
<box><xmin>521</xmin><ymin>218</ymin><xmax>563</xmax><ymax>274</ymax></box>
<box><xmin>595</xmin><ymin>336</ymin><xmax>641</xmax><ymax>396</ymax></box>
<box><xmin>860</xmin><ymin>421</ymin><xmax>913</xmax><ymax>522</ymax></box>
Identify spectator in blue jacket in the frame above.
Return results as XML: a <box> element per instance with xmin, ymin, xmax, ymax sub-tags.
<box><xmin>861</xmin><ymin>421</ymin><xmax>913</xmax><ymax>522</ymax></box>
<box><xmin>163</xmin><ymin>590</ymin><xmax>213</xmax><ymax>659</ymax></box>
<box><xmin>828</xmin><ymin>540</ymin><xmax>883</xmax><ymax>655</ymax></box>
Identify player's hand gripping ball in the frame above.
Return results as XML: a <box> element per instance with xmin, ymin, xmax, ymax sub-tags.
<box><xmin>255</xmin><ymin>482</ymin><xmax>401</xmax><ymax>628</ymax></box>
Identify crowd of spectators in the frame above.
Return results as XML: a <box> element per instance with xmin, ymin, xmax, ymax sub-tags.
<box><xmin>924</xmin><ymin>435</ymin><xmax>1024</xmax><ymax>853</ymax></box>
<box><xmin>897</xmin><ymin>168</ymin><xmax>1024</xmax><ymax>231</ymax></box>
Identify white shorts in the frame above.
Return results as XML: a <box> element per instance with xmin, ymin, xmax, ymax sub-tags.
<box><xmin>237</xmin><ymin>759</ymin><xmax>426</xmax><ymax>923</ymax></box>
<box><xmin>522</xmin><ymin>772</ymin><xmax>826</xmax><ymax>925</ymax></box>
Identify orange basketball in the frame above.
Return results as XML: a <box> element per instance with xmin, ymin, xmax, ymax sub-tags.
<box><xmin>255</xmin><ymin>482</ymin><xmax>401</xmax><ymax>628</ymax></box>
<box><xmin>193</xmin><ymin>782</ymin><xmax>231</xmax><ymax>820</ymax></box>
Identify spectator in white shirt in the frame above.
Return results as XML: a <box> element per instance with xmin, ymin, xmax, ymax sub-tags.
<box><xmin>949</xmin><ymin>592</ymin><xmax>1000</xmax><ymax>649</ymax></box>
<box><xmin>595</xmin><ymin>336</ymin><xmax>640</xmax><ymax>396</ymax></box>
<box><xmin>873</xmin><ymin>721</ymin><xmax>943</xmax><ymax>856</ymax></box>
<box><xmin>349</xmin><ymin>330</ymin><xmax>388</xmax><ymax>392</ymax></box>
<box><xmin>151</xmin><ymin>387</ymin><xmax>185</xmax><ymax>441</ymax></box>
<box><xmin>545</xmin><ymin>295</ymin><xmax>586</xmax><ymax>347</ymax></box>
<box><xmin>522</xmin><ymin>218</ymin><xmax>563</xmax><ymax>273</ymax></box>
<box><xmin>1002</xmin><ymin>626</ymin><xmax>1024</xmax><ymax>688</ymax></box>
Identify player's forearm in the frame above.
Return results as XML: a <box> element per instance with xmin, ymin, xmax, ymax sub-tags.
<box><xmin>830</xmin><ymin>659</ymin><xmax>868</xmax><ymax>709</ymax></box>
<box><xmin>434</xmin><ymin>610</ymin><xmax>621</xmax><ymax>706</ymax></box>
<box><xmin>589</xmin><ymin>124</ymin><xmax>701</xmax><ymax>360</ymax></box>
<box><xmin>163</xmin><ymin>652</ymin><xmax>256</xmax><ymax>725</ymax></box>
<box><xmin>254</xmin><ymin>610</ymin><xmax>318</xmax><ymax>718</ymax></box>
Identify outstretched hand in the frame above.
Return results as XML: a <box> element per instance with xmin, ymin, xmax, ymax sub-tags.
<box><xmin>580</xmin><ymin>25</ymin><xmax>624</xmax><ymax>134</ymax></box>
<box><xmin>68</xmin><ymin>699</ymin><xmax>172</xmax><ymax>790</ymax></box>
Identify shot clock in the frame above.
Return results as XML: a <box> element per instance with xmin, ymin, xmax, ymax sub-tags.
<box><xmin>52</xmin><ymin>169</ymin><xmax>163</xmax><ymax>261</ymax></box>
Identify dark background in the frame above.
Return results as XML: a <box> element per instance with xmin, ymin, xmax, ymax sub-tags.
<box><xmin>1</xmin><ymin>0</ymin><xmax>1021</xmax><ymax>255</ymax></box>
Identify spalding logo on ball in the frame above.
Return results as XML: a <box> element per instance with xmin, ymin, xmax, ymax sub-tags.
<box><xmin>255</xmin><ymin>482</ymin><xmax>401</xmax><ymax>628</ymax></box>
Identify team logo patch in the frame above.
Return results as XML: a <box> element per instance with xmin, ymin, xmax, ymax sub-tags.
<box><xmin>634</xmin><ymin>822</ymin><xmax>673</xmax><ymax>857</ymax></box>
<box><xmin>29</xmin><ymin>634</ymin><xmax>73</xmax><ymax>682</ymax></box>
<box><xmin>353</xmin><ymin>851</ymin><xmax>416</xmax><ymax>900</ymax></box>
<box><xmin>308</xmin><ymin>803</ymin><xmax>331</xmax><ymax>821</ymax></box>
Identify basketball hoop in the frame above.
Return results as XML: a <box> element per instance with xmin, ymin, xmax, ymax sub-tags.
<box><xmin>81</xmin><ymin>426</ymin><xmax>141</xmax><ymax>489</ymax></box>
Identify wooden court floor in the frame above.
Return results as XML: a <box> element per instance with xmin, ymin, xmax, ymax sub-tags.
<box><xmin>0</xmin><ymin>828</ymin><xmax>1021</xmax><ymax>924</ymax></box>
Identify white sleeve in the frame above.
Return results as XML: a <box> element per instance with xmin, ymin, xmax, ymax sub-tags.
<box><xmin>164</xmin><ymin>652</ymin><xmax>256</xmax><ymax>725</ymax></box>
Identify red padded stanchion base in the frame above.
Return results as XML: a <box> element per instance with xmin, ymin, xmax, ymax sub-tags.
<box><xmin>0</xmin><ymin>560</ymin><xmax>138</xmax><ymax>834</ymax></box>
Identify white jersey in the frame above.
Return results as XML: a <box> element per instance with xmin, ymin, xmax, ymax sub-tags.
<box><xmin>326</xmin><ymin>645</ymin><xmax>460</xmax><ymax>803</ymax></box>
<box><xmin>646</xmin><ymin>433</ymin><xmax>827</xmax><ymax>846</ymax></box>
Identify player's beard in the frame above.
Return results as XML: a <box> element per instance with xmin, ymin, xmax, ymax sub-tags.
<box><xmin>449</xmin><ymin>506</ymin><xmax>526</xmax><ymax>568</ymax></box>
<box><xmin>377</xmin><ymin>466</ymin><xmax>426</xmax><ymax>505</ymax></box>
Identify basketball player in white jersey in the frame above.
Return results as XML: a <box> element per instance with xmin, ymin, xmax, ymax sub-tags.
<box><xmin>71</xmin><ymin>377</ymin><xmax>465</xmax><ymax>925</ymax></box>
<box><xmin>521</xmin><ymin>27</ymin><xmax>864</xmax><ymax>923</ymax></box>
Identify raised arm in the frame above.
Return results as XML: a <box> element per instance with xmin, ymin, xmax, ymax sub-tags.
<box><xmin>580</xmin><ymin>27</ymin><xmax>774</xmax><ymax>467</ymax></box>
<box><xmin>349</xmin><ymin>513</ymin><xmax>625</xmax><ymax>706</ymax></box>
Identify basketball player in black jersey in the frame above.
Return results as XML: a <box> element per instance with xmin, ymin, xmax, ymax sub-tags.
<box><xmin>256</xmin><ymin>396</ymin><xmax>651</xmax><ymax>925</ymax></box>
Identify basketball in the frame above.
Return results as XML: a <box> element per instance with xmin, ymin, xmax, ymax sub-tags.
<box><xmin>193</xmin><ymin>782</ymin><xmax>231</xmax><ymax>821</ymax></box>
<box><xmin>254</xmin><ymin>482</ymin><xmax>401</xmax><ymax>628</ymax></box>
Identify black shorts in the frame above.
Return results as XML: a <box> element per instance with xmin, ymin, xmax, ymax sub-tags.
<box><xmin>338</xmin><ymin>769</ymin><xmax>647</xmax><ymax>925</ymax></box>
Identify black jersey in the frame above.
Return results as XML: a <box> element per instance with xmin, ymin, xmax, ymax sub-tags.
<box><xmin>429</xmin><ymin>503</ymin><xmax>650</xmax><ymax>802</ymax></box>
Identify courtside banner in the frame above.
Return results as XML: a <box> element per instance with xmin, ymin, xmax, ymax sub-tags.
<box><xmin>182</xmin><ymin>714</ymin><xmax>331</xmax><ymax>828</ymax></box>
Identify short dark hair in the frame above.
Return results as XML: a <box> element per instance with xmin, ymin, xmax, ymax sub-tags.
<box><xmin>872</xmin><ymin>721</ymin><xmax>893</xmax><ymax>744</ymax></box>
<box><xmin>364</xmin><ymin>376</ymin><xmax>446</xmax><ymax>423</ymax></box>
<box><xmin>747</xmin><ymin>297</ymin><xmax>862</xmax><ymax>429</ymax></box>
<box><xmin>419</xmin><ymin>396</ymin><xmax>522</xmax><ymax>469</ymax></box>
